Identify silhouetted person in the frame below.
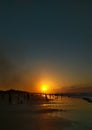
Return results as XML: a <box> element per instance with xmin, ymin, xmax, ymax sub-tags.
<box><xmin>9</xmin><ymin>93</ymin><xmax>12</xmax><ymax>104</ymax></box>
<box><xmin>27</xmin><ymin>93</ymin><xmax>30</xmax><ymax>101</ymax></box>
<box><xmin>20</xmin><ymin>100</ymin><xmax>23</xmax><ymax>104</ymax></box>
<box><xmin>17</xmin><ymin>95</ymin><xmax>20</xmax><ymax>104</ymax></box>
<box><xmin>24</xmin><ymin>94</ymin><xmax>26</xmax><ymax>101</ymax></box>
<box><xmin>1</xmin><ymin>94</ymin><xmax>4</xmax><ymax>100</ymax></box>
<box><xmin>45</xmin><ymin>94</ymin><xmax>48</xmax><ymax>101</ymax></box>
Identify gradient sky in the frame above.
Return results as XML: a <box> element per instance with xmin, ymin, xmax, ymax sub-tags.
<box><xmin>0</xmin><ymin>0</ymin><xmax>92</xmax><ymax>92</ymax></box>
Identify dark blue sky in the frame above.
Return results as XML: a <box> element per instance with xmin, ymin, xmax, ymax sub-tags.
<box><xmin>0</xmin><ymin>0</ymin><xmax>92</xmax><ymax>91</ymax></box>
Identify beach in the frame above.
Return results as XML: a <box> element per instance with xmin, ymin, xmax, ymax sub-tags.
<box><xmin>0</xmin><ymin>97</ymin><xmax>92</xmax><ymax>130</ymax></box>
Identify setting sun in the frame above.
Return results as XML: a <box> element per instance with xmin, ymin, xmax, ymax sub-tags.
<box><xmin>41</xmin><ymin>84</ymin><xmax>49</xmax><ymax>93</ymax></box>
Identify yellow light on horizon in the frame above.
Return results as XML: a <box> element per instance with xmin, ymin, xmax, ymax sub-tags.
<box><xmin>41</xmin><ymin>84</ymin><xmax>49</xmax><ymax>93</ymax></box>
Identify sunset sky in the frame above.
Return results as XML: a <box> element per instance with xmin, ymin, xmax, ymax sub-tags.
<box><xmin>0</xmin><ymin>0</ymin><xmax>92</xmax><ymax>93</ymax></box>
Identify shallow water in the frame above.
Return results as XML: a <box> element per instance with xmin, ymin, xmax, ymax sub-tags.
<box><xmin>0</xmin><ymin>97</ymin><xmax>92</xmax><ymax>130</ymax></box>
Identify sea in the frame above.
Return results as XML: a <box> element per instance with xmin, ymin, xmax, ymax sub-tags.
<box><xmin>0</xmin><ymin>97</ymin><xmax>92</xmax><ymax>130</ymax></box>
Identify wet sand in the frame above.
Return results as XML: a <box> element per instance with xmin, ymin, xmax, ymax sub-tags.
<box><xmin>0</xmin><ymin>97</ymin><xmax>92</xmax><ymax>130</ymax></box>
<box><xmin>0</xmin><ymin>104</ymin><xmax>73</xmax><ymax>130</ymax></box>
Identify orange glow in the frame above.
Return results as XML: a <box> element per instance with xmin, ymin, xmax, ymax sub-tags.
<box><xmin>41</xmin><ymin>84</ymin><xmax>49</xmax><ymax>93</ymax></box>
<box><xmin>37</xmin><ymin>76</ymin><xmax>56</xmax><ymax>93</ymax></box>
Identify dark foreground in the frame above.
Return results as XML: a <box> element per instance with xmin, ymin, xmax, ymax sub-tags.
<box><xmin>0</xmin><ymin>97</ymin><xmax>92</xmax><ymax>130</ymax></box>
